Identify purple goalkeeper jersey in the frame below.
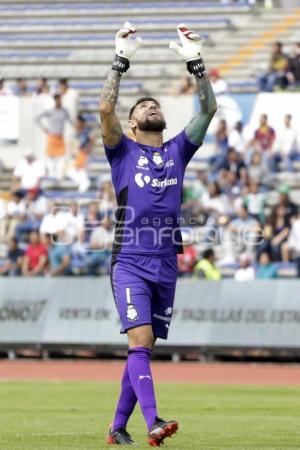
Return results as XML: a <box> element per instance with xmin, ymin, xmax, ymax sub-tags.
<box><xmin>105</xmin><ymin>130</ymin><xmax>200</xmax><ymax>255</ymax></box>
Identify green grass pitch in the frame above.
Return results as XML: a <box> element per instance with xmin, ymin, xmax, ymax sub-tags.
<box><xmin>0</xmin><ymin>381</ymin><xmax>299</xmax><ymax>449</ymax></box>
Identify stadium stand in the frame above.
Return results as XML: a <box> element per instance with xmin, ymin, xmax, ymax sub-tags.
<box><xmin>0</xmin><ymin>0</ymin><xmax>257</xmax><ymax>152</ymax></box>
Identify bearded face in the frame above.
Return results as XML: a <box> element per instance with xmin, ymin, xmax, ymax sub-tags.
<box><xmin>136</xmin><ymin>115</ymin><xmax>166</xmax><ymax>132</ymax></box>
<box><xmin>129</xmin><ymin>100</ymin><xmax>167</xmax><ymax>134</ymax></box>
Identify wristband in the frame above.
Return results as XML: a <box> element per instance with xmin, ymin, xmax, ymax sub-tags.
<box><xmin>187</xmin><ymin>58</ymin><xmax>206</xmax><ymax>78</ymax></box>
<box><xmin>112</xmin><ymin>55</ymin><xmax>130</xmax><ymax>73</ymax></box>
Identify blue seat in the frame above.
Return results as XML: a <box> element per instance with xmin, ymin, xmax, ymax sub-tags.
<box><xmin>44</xmin><ymin>190</ymin><xmax>97</xmax><ymax>200</ymax></box>
<box><xmin>276</xmin><ymin>262</ymin><xmax>297</xmax><ymax>270</ymax></box>
<box><xmin>229</xmin><ymin>81</ymin><xmax>258</xmax><ymax>89</ymax></box>
<box><xmin>0</xmin><ymin>1</ymin><xmax>251</xmax><ymax>12</ymax></box>
<box><xmin>80</xmin><ymin>113</ymin><xmax>97</xmax><ymax>123</ymax></box>
<box><xmin>79</xmin><ymin>98</ymin><xmax>99</xmax><ymax>107</ymax></box>
<box><xmin>0</xmin><ymin>50</ymin><xmax>70</xmax><ymax>58</ymax></box>
<box><xmin>70</xmin><ymin>81</ymin><xmax>143</xmax><ymax>90</ymax></box>
<box><xmin>88</xmin><ymin>156</ymin><xmax>109</xmax><ymax>164</ymax></box>
<box><xmin>0</xmin><ymin>33</ymin><xmax>209</xmax><ymax>42</ymax></box>
<box><xmin>0</xmin><ymin>18</ymin><xmax>230</xmax><ymax>27</ymax></box>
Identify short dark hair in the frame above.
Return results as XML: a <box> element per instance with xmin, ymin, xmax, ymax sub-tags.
<box><xmin>59</xmin><ymin>78</ymin><xmax>68</xmax><ymax>86</ymax></box>
<box><xmin>54</xmin><ymin>93</ymin><xmax>61</xmax><ymax>100</ymax></box>
<box><xmin>228</xmin><ymin>146</ymin><xmax>236</xmax><ymax>154</ymax></box>
<box><xmin>77</xmin><ymin>114</ymin><xmax>86</xmax><ymax>123</ymax></box>
<box><xmin>236</xmin><ymin>121</ymin><xmax>243</xmax><ymax>130</ymax></box>
<box><xmin>209</xmin><ymin>181</ymin><xmax>221</xmax><ymax>196</ymax></box>
<box><xmin>129</xmin><ymin>97</ymin><xmax>160</xmax><ymax>119</ymax></box>
<box><xmin>203</xmin><ymin>248</ymin><xmax>214</xmax><ymax>259</ymax></box>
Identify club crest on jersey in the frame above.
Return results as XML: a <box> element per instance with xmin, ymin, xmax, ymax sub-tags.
<box><xmin>165</xmin><ymin>307</ymin><xmax>173</xmax><ymax>316</ymax></box>
<box><xmin>127</xmin><ymin>304</ymin><xmax>138</xmax><ymax>322</ymax></box>
<box><xmin>153</xmin><ymin>152</ymin><xmax>164</xmax><ymax>167</ymax></box>
<box><xmin>137</xmin><ymin>155</ymin><xmax>149</xmax><ymax>167</ymax></box>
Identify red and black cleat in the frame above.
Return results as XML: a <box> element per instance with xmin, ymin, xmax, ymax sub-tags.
<box><xmin>106</xmin><ymin>427</ymin><xmax>136</xmax><ymax>445</ymax></box>
<box><xmin>148</xmin><ymin>417</ymin><xmax>178</xmax><ymax>447</ymax></box>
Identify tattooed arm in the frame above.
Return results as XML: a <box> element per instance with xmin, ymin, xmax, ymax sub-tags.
<box><xmin>99</xmin><ymin>70</ymin><xmax>123</xmax><ymax>147</ymax></box>
<box><xmin>185</xmin><ymin>74</ymin><xmax>217</xmax><ymax>146</ymax></box>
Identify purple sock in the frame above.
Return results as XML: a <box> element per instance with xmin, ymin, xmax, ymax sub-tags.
<box><xmin>112</xmin><ymin>361</ymin><xmax>137</xmax><ymax>431</ymax></box>
<box><xmin>127</xmin><ymin>347</ymin><xmax>157</xmax><ymax>431</ymax></box>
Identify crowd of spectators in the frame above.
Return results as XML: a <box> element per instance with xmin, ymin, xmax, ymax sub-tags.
<box><xmin>1</xmin><ymin>106</ymin><xmax>300</xmax><ymax>279</ymax></box>
<box><xmin>0</xmin><ymin>77</ymin><xmax>93</xmax><ymax>189</ymax></box>
<box><xmin>259</xmin><ymin>42</ymin><xmax>300</xmax><ymax>92</ymax></box>
<box><xmin>1</xmin><ymin>64</ymin><xmax>300</xmax><ymax>279</ymax></box>
<box><xmin>0</xmin><ymin>189</ymin><xmax>115</xmax><ymax>277</ymax></box>
<box><xmin>170</xmin><ymin>41</ymin><xmax>300</xmax><ymax>95</ymax></box>
<box><xmin>179</xmin><ymin>108</ymin><xmax>300</xmax><ymax>280</ymax></box>
<box><xmin>1</xmin><ymin>77</ymin><xmax>75</xmax><ymax>99</ymax></box>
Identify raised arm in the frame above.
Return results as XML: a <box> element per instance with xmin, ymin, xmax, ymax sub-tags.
<box><xmin>99</xmin><ymin>22</ymin><xmax>142</xmax><ymax>148</ymax></box>
<box><xmin>99</xmin><ymin>71</ymin><xmax>123</xmax><ymax>147</ymax></box>
<box><xmin>170</xmin><ymin>24</ymin><xmax>217</xmax><ymax>145</ymax></box>
<box><xmin>185</xmin><ymin>74</ymin><xmax>217</xmax><ymax>145</ymax></box>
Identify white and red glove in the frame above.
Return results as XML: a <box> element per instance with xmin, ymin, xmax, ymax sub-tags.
<box><xmin>112</xmin><ymin>21</ymin><xmax>142</xmax><ymax>73</ymax></box>
<box><xmin>169</xmin><ymin>24</ymin><xmax>206</xmax><ymax>77</ymax></box>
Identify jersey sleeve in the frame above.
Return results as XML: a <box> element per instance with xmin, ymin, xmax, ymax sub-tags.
<box><xmin>104</xmin><ymin>134</ymin><xmax>131</xmax><ymax>167</ymax></box>
<box><xmin>171</xmin><ymin>130</ymin><xmax>201</xmax><ymax>166</ymax></box>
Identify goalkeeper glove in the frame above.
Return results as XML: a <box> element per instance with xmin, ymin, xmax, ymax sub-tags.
<box><xmin>169</xmin><ymin>24</ymin><xmax>206</xmax><ymax>78</ymax></box>
<box><xmin>112</xmin><ymin>21</ymin><xmax>142</xmax><ymax>74</ymax></box>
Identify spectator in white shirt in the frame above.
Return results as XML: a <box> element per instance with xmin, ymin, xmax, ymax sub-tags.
<box><xmin>228</xmin><ymin>121</ymin><xmax>247</xmax><ymax>154</ymax></box>
<box><xmin>272</xmin><ymin>114</ymin><xmax>298</xmax><ymax>172</ymax></box>
<box><xmin>89</xmin><ymin>216</ymin><xmax>114</xmax><ymax>251</ymax></box>
<box><xmin>41</xmin><ymin>201</ymin><xmax>83</xmax><ymax>244</ymax></box>
<box><xmin>13</xmin><ymin>150</ymin><xmax>45</xmax><ymax>190</ymax></box>
<box><xmin>64</xmin><ymin>201</ymin><xmax>85</xmax><ymax>243</ymax></box>
<box><xmin>0</xmin><ymin>78</ymin><xmax>12</xmax><ymax>96</ymax></box>
<box><xmin>209</xmin><ymin>68</ymin><xmax>229</xmax><ymax>96</ymax></box>
<box><xmin>40</xmin><ymin>202</ymin><xmax>67</xmax><ymax>236</ymax></box>
<box><xmin>7</xmin><ymin>192</ymin><xmax>26</xmax><ymax>217</ymax></box>
<box><xmin>201</xmin><ymin>181</ymin><xmax>232</xmax><ymax>219</ymax></box>
<box><xmin>243</xmin><ymin>179</ymin><xmax>266</xmax><ymax>223</ymax></box>
<box><xmin>234</xmin><ymin>253</ymin><xmax>255</xmax><ymax>281</ymax></box>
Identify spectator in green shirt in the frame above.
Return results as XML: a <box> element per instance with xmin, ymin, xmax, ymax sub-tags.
<box><xmin>194</xmin><ymin>249</ymin><xmax>221</xmax><ymax>280</ymax></box>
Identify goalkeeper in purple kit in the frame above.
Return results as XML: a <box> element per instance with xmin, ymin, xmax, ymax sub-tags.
<box><xmin>100</xmin><ymin>22</ymin><xmax>217</xmax><ymax>447</ymax></box>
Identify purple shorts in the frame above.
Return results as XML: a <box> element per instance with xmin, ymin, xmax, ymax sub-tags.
<box><xmin>110</xmin><ymin>253</ymin><xmax>178</xmax><ymax>340</ymax></box>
